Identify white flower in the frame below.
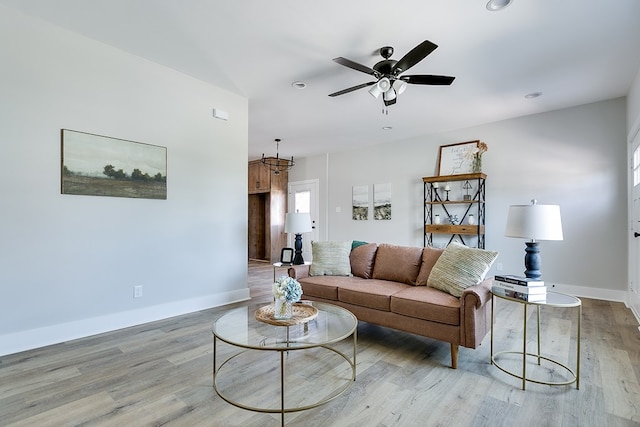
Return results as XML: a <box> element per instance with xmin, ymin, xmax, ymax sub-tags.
<box><xmin>272</xmin><ymin>276</ymin><xmax>303</xmax><ymax>303</ymax></box>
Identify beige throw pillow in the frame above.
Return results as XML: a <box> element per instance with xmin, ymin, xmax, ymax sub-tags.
<box><xmin>309</xmin><ymin>241</ymin><xmax>353</xmax><ymax>276</ymax></box>
<box><xmin>427</xmin><ymin>242</ymin><xmax>498</xmax><ymax>297</ymax></box>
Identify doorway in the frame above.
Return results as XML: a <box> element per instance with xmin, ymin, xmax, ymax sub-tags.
<box><xmin>288</xmin><ymin>179</ymin><xmax>319</xmax><ymax>262</ymax></box>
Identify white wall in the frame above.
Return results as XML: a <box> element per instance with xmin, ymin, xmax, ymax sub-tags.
<box><xmin>0</xmin><ymin>7</ymin><xmax>249</xmax><ymax>356</ymax></box>
<box><xmin>291</xmin><ymin>98</ymin><xmax>627</xmax><ymax>300</ymax></box>
<box><xmin>628</xmin><ymin>67</ymin><xmax>640</xmax><ymax>132</ymax></box>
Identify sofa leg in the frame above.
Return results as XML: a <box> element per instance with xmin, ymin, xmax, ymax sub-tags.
<box><xmin>450</xmin><ymin>344</ymin><xmax>458</xmax><ymax>369</ymax></box>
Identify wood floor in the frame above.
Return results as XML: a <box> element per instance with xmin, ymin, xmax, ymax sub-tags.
<box><xmin>2</xmin><ymin>261</ymin><xmax>639</xmax><ymax>426</ymax></box>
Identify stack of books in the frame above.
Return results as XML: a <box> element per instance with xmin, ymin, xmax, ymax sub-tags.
<box><xmin>491</xmin><ymin>274</ymin><xmax>547</xmax><ymax>302</ymax></box>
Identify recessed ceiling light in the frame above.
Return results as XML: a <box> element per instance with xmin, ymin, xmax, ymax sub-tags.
<box><xmin>382</xmin><ymin>126</ymin><xmax>393</xmax><ymax>130</ymax></box>
<box><xmin>291</xmin><ymin>81</ymin><xmax>307</xmax><ymax>89</ymax></box>
<box><xmin>525</xmin><ymin>92</ymin><xmax>542</xmax><ymax>99</ymax></box>
<box><xmin>486</xmin><ymin>0</ymin><xmax>513</xmax><ymax>11</ymax></box>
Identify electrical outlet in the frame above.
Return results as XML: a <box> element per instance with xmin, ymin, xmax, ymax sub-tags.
<box><xmin>134</xmin><ymin>285</ymin><xmax>143</xmax><ymax>298</ymax></box>
<box><xmin>496</xmin><ymin>263</ymin><xmax>503</xmax><ymax>271</ymax></box>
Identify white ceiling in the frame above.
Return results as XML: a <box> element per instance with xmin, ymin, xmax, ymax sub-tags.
<box><xmin>3</xmin><ymin>0</ymin><xmax>640</xmax><ymax>160</ymax></box>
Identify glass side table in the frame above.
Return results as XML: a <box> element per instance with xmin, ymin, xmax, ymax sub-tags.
<box><xmin>490</xmin><ymin>290</ymin><xmax>581</xmax><ymax>390</ymax></box>
<box><xmin>272</xmin><ymin>261</ymin><xmax>311</xmax><ymax>282</ymax></box>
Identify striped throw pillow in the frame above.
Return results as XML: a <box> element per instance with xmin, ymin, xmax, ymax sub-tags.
<box><xmin>427</xmin><ymin>242</ymin><xmax>498</xmax><ymax>297</ymax></box>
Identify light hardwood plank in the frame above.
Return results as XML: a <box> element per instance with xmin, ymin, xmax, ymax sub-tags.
<box><xmin>1</xmin><ymin>261</ymin><xmax>639</xmax><ymax>426</ymax></box>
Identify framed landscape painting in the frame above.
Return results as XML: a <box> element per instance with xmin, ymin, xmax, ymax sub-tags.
<box><xmin>352</xmin><ymin>185</ymin><xmax>369</xmax><ymax>220</ymax></box>
<box><xmin>61</xmin><ymin>129</ymin><xmax>167</xmax><ymax>200</ymax></box>
<box><xmin>373</xmin><ymin>183</ymin><xmax>391</xmax><ymax>220</ymax></box>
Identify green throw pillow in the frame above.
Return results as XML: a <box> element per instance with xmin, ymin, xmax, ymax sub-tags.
<box><xmin>427</xmin><ymin>242</ymin><xmax>498</xmax><ymax>297</ymax></box>
<box><xmin>309</xmin><ymin>241</ymin><xmax>353</xmax><ymax>276</ymax></box>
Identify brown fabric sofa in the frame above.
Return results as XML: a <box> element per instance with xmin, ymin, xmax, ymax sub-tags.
<box><xmin>288</xmin><ymin>242</ymin><xmax>493</xmax><ymax>369</ymax></box>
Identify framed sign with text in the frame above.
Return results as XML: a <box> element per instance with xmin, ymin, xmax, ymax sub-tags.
<box><xmin>437</xmin><ymin>140</ymin><xmax>479</xmax><ymax>175</ymax></box>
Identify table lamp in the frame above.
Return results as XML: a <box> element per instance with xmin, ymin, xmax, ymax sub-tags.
<box><xmin>284</xmin><ymin>212</ymin><xmax>312</xmax><ymax>265</ymax></box>
<box><xmin>504</xmin><ymin>200</ymin><xmax>563</xmax><ymax>279</ymax></box>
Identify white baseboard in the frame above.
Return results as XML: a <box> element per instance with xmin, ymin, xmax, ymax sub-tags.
<box><xmin>0</xmin><ymin>288</ymin><xmax>250</xmax><ymax>357</ymax></box>
<box><xmin>553</xmin><ymin>283</ymin><xmax>640</xmax><ymax>327</ymax></box>
<box><xmin>551</xmin><ymin>283</ymin><xmax>628</xmax><ymax>303</ymax></box>
<box><xmin>627</xmin><ymin>288</ymin><xmax>640</xmax><ymax>326</ymax></box>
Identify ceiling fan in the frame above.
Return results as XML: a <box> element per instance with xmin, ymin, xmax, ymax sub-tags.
<box><xmin>329</xmin><ymin>40</ymin><xmax>455</xmax><ymax>106</ymax></box>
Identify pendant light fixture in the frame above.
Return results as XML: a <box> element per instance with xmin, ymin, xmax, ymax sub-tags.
<box><xmin>261</xmin><ymin>138</ymin><xmax>295</xmax><ymax>175</ymax></box>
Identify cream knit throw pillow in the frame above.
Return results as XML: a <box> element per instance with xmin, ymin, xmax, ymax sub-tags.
<box><xmin>428</xmin><ymin>242</ymin><xmax>498</xmax><ymax>297</ymax></box>
<box><xmin>309</xmin><ymin>241</ymin><xmax>353</xmax><ymax>276</ymax></box>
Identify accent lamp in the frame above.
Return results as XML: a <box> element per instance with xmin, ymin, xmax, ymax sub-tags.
<box><xmin>284</xmin><ymin>212</ymin><xmax>313</xmax><ymax>265</ymax></box>
<box><xmin>504</xmin><ymin>199</ymin><xmax>563</xmax><ymax>279</ymax></box>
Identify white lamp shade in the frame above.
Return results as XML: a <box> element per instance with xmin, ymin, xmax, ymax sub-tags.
<box><xmin>505</xmin><ymin>204</ymin><xmax>563</xmax><ymax>241</ymax></box>
<box><xmin>368</xmin><ymin>84</ymin><xmax>382</xmax><ymax>98</ymax></box>
<box><xmin>377</xmin><ymin>77</ymin><xmax>391</xmax><ymax>92</ymax></box>
<box><xmin>392</xmin><ymin>79</ymin><xmax>407</xmax><ymax>95</ymax></box>
<box><xmin>383</xmin><ymin>88</ymin><xmax>397</xmax><ymax>101</ymax></box>
<box><xmin>285</xmin><ymin>212</ymin><xmax>312</xmax><ymax>234</ymax></box>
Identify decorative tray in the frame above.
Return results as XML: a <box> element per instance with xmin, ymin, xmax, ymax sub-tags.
<box><xmin>255</xmin><ymin>303</ymin><xmax>319</xmax><ymax>326</ymax></box>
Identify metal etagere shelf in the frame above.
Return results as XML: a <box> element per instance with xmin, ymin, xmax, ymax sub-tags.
<box><xmin>423</xmin><ymin>172</ymin><xmax>486</xmax><ymax>248</ymax></box>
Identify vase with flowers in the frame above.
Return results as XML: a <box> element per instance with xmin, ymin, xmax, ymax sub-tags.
<box><xmin>472</xmin><ymin>142</ymin><xmax>488</xmax><ymax>173</ymax></box>
<box><xmin>272</xmin><ymin>276</ymin><xmax>303</xmax><ymax>319</ymax></box>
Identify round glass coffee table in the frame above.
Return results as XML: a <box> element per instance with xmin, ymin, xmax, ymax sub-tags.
<box><xmin>212</xmin><ymin>301</ymin><xmax>357</xmax><ymax>427</ymax></box>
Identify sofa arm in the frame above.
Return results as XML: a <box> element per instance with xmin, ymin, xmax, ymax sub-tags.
<box><xmin>288</xmin><ymin>264</ymin><xmax>310</xmax><ymax>280</ymax></box>
<box><xmin>461</xmin><ymin>278</ymin><xmax>492</xmax><ymax>308</ymax></box>
<box><xmin>459</xmin><ymin>278</ymin><xmax>493</xmax><ymax>348</ymax></box>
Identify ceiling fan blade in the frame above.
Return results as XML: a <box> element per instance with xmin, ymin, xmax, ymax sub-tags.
<box><xmin>328</xmin><ymin>81</ymin><xmax>376</xmax><ymax>97</ymax></box>
<box><xmin>333</xmin><ymin>57</ymin><xmax>378</xmax><ymax>76</ymax></box>
<box><xmin>401</xmin><ymin>74</ymin><xmax>455</xmax><ymax>85</ymax></box>
<box><xmin>392</xmin><ymin>40</ymin><xmax>438</xmax><ymax>74</ymax></box>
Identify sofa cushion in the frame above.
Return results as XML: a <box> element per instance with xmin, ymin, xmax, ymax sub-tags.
<box><xmin>415</xmin><ymin>246</ymin><xmax>445</xmax><ymax>286</ymax></box>
<box><xmin>309</xmin><ymin>240</ymin><xmax>352</xmax><ymax>276</ymax></box>
<box><xmin>372</xmin><ymin>244</ymin><xmax>423</xmax><ymax>285</ymax></box>
<box><xmin>350</xmin><ymin>243</ymin><xmax>378</xmax><ymax>279</ymax></box>
<box><xmin>298</xmin><ymin>276</ymin><xmax>347</xmax><ymax>300</ymax></box>
<box><xmin>337</xmin><ymin>279</ymin><xmax>409</xmax><ymax>311</ymax></box>
<box><xmin>391</xmin><ymin>286</ymin><xmax>461</xmax><ymax>326</ymax></box>
<box><xmin>427</xmin><ymin>242</ymin><xmax>498</xmax><ymax>297</ymax></box>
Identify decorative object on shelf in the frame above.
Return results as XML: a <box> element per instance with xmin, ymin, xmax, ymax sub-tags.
<box><xmin>272</xmin><ymin>275</ymin><xmax>303</xmax><ymax>319</ymax></box>
<box><xmin>449</xmin><ymin>214</ymin><xmax>459</xmax><ymax>225</ymax></box>
<box><xmin>472</xmin><ymin>141</ymin><xmax>488</xmax><ymax>173</ymax></box>
<box><xmin>261</xmin><ymin>138</ymin><xmax>294</xmax><ymax>175</ymax></box>
<box><xmin>504</xmin><ymin>199</ymin><xmax>563</xmax><ymax>279</ymax></box>
<box><xmin>434</xmin><ymin>214</ymin><xmax>441</xmax><ymax>224</ymax></box>
<box><xmin>463</xmin><ymin>180</ymin><xmax>472</xmax><ymax>201</ymax></box>
<box><xmin>285</xmin><ymin>213</ymin><xmax>313</xmax><ymax>264</ymax></box>
<box><xmin>437</xmin><ymin>140</ymin><xmax>481</xmax><ymax>175</ymax></box>
<box><xmin>444</xmin><ymin>184</ymin><xmax>451</xmax><ymax>201</ymax></box>
<box><xmin>468</xmin><ymin>214</ymin><xmax>475</xmax><ymax>225</ymax></box>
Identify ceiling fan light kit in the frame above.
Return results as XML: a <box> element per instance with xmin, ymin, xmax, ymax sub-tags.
<box><xmin>329</xmin><ymin>40</ymin><xmax>455</xmax><ymax>107</ymax></box>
